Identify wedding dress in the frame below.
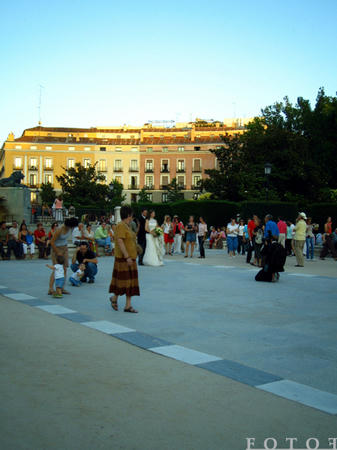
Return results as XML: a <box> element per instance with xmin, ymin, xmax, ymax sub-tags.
<box><xmin>143</xmin><ymin>219</ymin><xmax>165</xmax><ymax>266</ymax></box>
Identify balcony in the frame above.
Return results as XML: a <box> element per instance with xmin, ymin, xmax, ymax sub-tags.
<box><xmin>161</xmin><ymin>167</ymin><xmax>169</xmax><ymax>173</ymax></box>
<box><xmin>44</xmin><ymin>166</ymin><xmax>53</xmax><ymax>171</ymax></box>
<box><xmin>144</xmin><ymin>184</ymin><xmax>154</xmax><ymax>190</ymax></box>
<box><xmin>192</xmin><ymin>168</ymin><xmax>202</xmax><ymax>172</ymax></box>
<box><xmin>160</xmin><ymin>185</ymin><xmax>168</xmax><ymax>190</ymax></box>
<box><xmin>113</xmin><ymin>167</ymin><xmax>123</xmax><ymax>172</ymax></box>
<box><xmin>176</xmin><ymin>168</ymin><xmax>185</xmax><ymax>173</ymax></box>
<box><xmin>29</xmin><ymin>166</ymin><xmax>38</xmax><ymax>171</ymax></box>
<box><xmin>13</xmin><ymin>165</ymin><xmax>23</xmax><ymax>171</ymax></box>
<box><xmin>129</xmin><ymin>167</ymin><xmax>139</xmax><ymax>172</ymax></box>
<box><xmin>145</xmin><ymin>168</ymin><xmax>154</xmax><ymax>173</ymax></box>
<box><xmin>128</xmin><ymin>184</ymin><xmax>139</xmax><ymax>190</ymax></box>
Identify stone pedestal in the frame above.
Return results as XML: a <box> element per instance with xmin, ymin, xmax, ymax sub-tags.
<box><xmin>114</xmin><ymin>206</ymin><xmax>121</xmax><ymax>224</ymax></box>
<box><xmin>0</xmin><ymin>187</ymin><xmax>31</xmax><ymax>223</ymax></box>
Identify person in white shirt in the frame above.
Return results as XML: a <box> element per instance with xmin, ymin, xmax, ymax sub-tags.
<box><xmin>72</xmin><ymin>223</ymin><xmax>85</xmax><ymax>246</ymax></box>
<box><xmin>46</xmin><ymin>255</ymin><xmax>65</xmax><ymax>298</ymax></box>
<box><xmin>197</xmin><ymin>217</ymin><xmax>208</xmax><ymax>259</ymax></box>
<box><xmin>69</xmin><ymin>263</ymin><xmax>86</xmax><ymax>286</ymax></box>
<box><xmin>226</xmin><ymin>218</ymin><xmax>239</xmax><ymax>257</ymax></box>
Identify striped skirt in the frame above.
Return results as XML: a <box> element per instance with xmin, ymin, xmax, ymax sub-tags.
<box><xmin>109</xmin><ymin>258</ymin><xmax>140</xmax><ymax>297</ymax></box>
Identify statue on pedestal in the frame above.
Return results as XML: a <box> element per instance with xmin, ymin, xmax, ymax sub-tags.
<box><xmin>0</xmin><ymin>171</ymin><xmax>28</xmax><ymax>188</ymax></box>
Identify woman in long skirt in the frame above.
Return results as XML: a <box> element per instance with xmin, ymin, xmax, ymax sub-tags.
<box><xmin>109</xmin><ymin>206</ymin><xmax>140</xmax><ymax>313</ymax></box>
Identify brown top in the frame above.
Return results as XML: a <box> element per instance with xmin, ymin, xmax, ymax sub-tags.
<box><xmin>114</xmin><ymin>222</ymin><xmax>137</xmax><ymax>259</ymax></box>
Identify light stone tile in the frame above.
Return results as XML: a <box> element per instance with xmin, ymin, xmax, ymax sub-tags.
<box><xmin>148</xmin><ymin>344</ymin><xmax>222</xmax><ymax>365</ymax></box>
<box><xmin>5</xmin><ymin>293</ymin><xmax>37</xmax><ymax>301</ymax></box>
<box><xmin>36</xmin><ymin>305</ymin><xmax>76</xmax><ymax>315</ymax></box>
<box><xmin>257</xmin><ymin>379</ymin><xmax>337</xmax><ymax>414</ymax></box>
<box><xmin>82</xmin><ymin>320</ymin><xmax>135</xmax><ymax>334</ymax></box>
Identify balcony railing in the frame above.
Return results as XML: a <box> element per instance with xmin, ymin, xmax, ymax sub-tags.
<box><xmin>192</xmin><ymin>168</ymin><xmax>202</xmax><ymax>172</ymax></box>
<box><xmin>145</xmin><ymin>168</ymin><xmax>154</xmax><ymax>173</ymax></box>
<box><xmin>29</xmin><ymin>166</ymin><xmax>38</xmax><ymax>171</ymax></box>
<box><xmin>176</xmin><ymin>168</ymin><xmax>185</xmax><ymax>173</ymax></box>
<box><xmin>13</xmin><ymin>165</ymin><xmax>23</xmax><ymax>170</ymax></box>
<box><xmin>161</xmin><ymin>167</ymin><xmax>169</xmax><ymax>173</ymax></box>
<box><xmin>128</xmin><ymin>184</ymin><xmax>139</xmax><ymax>190</ymax></box>
<box><xmin>29</xmin><ymin>184</ymin><xmax>38</xmax><ymax>188</ymax></box>
<box><xmin>113</xmin><ymin>167</ymin><xmax>123</xmax><ymax>172</ymax></box>
<box><xmin>160</xmin><ymin>185</ymin><xmax>168</xmax><ymax>190</ymax></box>
<box><xmin>191</xmin><ymin>184</ymin><xmax>201</xmax><ymax>190</ymax></box>
<box><xmin>44</xmin><ymin>166</ymin><xmax>53</xmax><ymax>171</ymax></box>
<box><xmin>144</xmin><ymin>184</ymin><xmax>154</xmax><ymax>190</ymax></box>
<box><xmin>129</xmin><ymin>167</ymin><xmax>139</xmax><ymax>172</ymax></box>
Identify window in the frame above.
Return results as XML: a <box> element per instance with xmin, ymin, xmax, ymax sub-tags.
<box><xmin>193</xmin><ymin>159</ymin><xmax>201</xmax><ymax>171</ymax></box>
<box><xmin>130</xmin><ymin>159</ymin><xmax>138</xmax><ymax>171</ymax></box>
<box><xmin>30</xmin><ymin>146</ymin><xmax>37</xmax><ymax>150</ymax></box>
<box><xmin>114</xmin><ymin>160</ymin><xmax>122</xmax><ymax>171</ymax></box>
<box><xmin>100</xmin><ymin>147</ymin><xmax>106</xmax><ymax>152</ymax></box>
<box><xmin>161</xmin><ymin>160</ymin><xmax>169</xmax><ymax>172</ymax></box>
<box><xmin>194</xmin><ymin>146</ymin><xmax>201</xmax><ymax>151</ymax></box>
<box><xmin>177</xmin><ymin>176</ymin><xmax>185</xmax><ymax>188</ymax></box>
<box><xmin>131</xmin><ymin>147</ymin><xmax>138</xmax><ymax>152</ymax></box>
<box><xmin>29</xmin><ymin>174</ymin><xmax>37</xmax><ymax>186</ymax></box>
<box><xmin>46</xmin><ymin>146</ymin><xmax>52</xmax><ymax>150</ymax></box>
<box><xmin>115</xmin><ymin>147</ymin><xmax>122</xmax><ymax>152</ymax></box>
<box><xmin>161</xmin><ymin>175</ymin><xmax>169</xmax><ymax>186</ymax></box>
<box><xmin>83</xmin><ymin>159</ymin><xmax>91</xmax><ymax>168</ymax></box>
<box><xmin>178</xmin><ymin>146</ymin><xmax>184</xmax><ymax>152</ymax></box>
<box><xmin>130</xmin><ymin>176</ymin><xmax>138</xmax><ymax>189</ymax></box>
<box><xmin>68</xmin><ymin>159</ymin><xmax>75</xmax><ymax>169</ymax></box>
<box><xmin>145</xmin><ymin>176</ymin><xmax>154</xmax><ymax>188</ymax></box>
<box><xmin>45</xmin><ymin>158</ymin><xmax>53</xmax><ymax>169</ymax></box>
<box><xmin>193</xmin><ymin>175</ymin><xmax>201</xmax><ymax>188</ymax></box>
<box><xmin>68</xmin><ymin>146</ymin><xmax>75</xmax><ymax>151</ymax></box>
<box><xmin>145</xmin><ymin>160</ymin><xmax>153</xmax><ymax>172</ymax></box>
<box><xmin>148</xmin><ymin>193</ymin><xmax>153</xmax><ymax>202</ymax></box>
<box><xmin>177</xmin><ymin>160</ymin><xmax>185</xmax><ymax>172</ymax></box>
<box><xmin>117</xmin><ymin>135</ymin><xmax>121</xmax><ymax>139</ymax></box>
<box><xmin>14</xmin><ymin>157</ymin><xmax>22</xmax><ymax>169</ymax></box>
<box><xmin>115</xmin><ymin>176</ymin><xmax>122</xmax><ymax>184</ymax></box>
<box><xmin>15</xmin><ymin>145</ymin><xmax>22</xmax><ymax>150</ymax></box>
<box><xmin>146</xmin><ymin>147</ymin><xmax>153</xmax><ymax>153</ymax></box>
<box><xmin>162</xmin><ymin>192</ymin><xmax>168</xmax><ymax>202</ymax></box>
<box><xmin>44</xmin><ymin>174</ymin><xmax>52</xmax><ymax>184</ymax></box>
<box><xmin>98</xmin><ymin>159</ymin><xmax>107</xmax><ymax>171</ymax></box>
<box><xmin>30</xmin><ymin>158</ymin><xmax>37</xmax><ymax>169</ymax></box>
<box><xmin>84</xmin><ymin>147</ymin><xmax>91</xmax><ymax>151</ymax></box>
<box><xmin>162</xmin><ymin>147</ymin><xmax>168</xmax><ymax>152</ymax></box>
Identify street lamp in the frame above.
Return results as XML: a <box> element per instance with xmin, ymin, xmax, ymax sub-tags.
<box><xmin>264</xmin><ymin>163</ymin><xmax>272</xmax><ymax>201</ymax></box>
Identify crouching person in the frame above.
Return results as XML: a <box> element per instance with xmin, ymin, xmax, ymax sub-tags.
<box><xmin>69</xmin><ymin>263</ymin><xmax>86</xmax><ymax>287</ymax></box>
<box><xmin>71</xmin><ymin>241</ymin><xmax>98</xmax><ymax>284</ymax></box>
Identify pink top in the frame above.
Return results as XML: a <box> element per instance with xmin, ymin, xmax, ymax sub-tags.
<box><xmin>277</xmin><ymin>220</ymin><xmax>287</xmax><ymax>234</ymax></box>
<box><xmin>55</xmin><ymin>199</ymin><xmax>63</xmax><ymax>209</ymax></box>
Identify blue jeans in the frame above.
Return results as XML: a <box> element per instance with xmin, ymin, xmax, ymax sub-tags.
<box><xmin>69</xmin><ymin>276</ymin><xmax>81</xmax><ymax>286</ymax></box>
<box><xmin>227</xmin><ymin>236</ymin><xmax>238</xmax><ymax>252</ymax></box>
<box><xmin>71</xmin><ymin>262</ymin><xmax>98</xmax><ymax>281</ymax></box>
<box><xmin>95</xmin><ymin>237</ymin><xmax>112</xmax><ymax>252</ymax></box>
<box><xmin>306</xmin><ymin>236</ymin><xmax>314</xmax><ymax>259</ymax></box>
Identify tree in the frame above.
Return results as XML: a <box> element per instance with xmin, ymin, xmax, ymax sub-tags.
<box><xmin>167</xmin><ymin>178</ymin><xmax>184</xmax><ymax>203</ymax></box>
<box><xmin>56</xmin><ymin>163</ymin><xmax>110</xmax><ymax>208</ymax></box>
<box><xmin>138</xmin><ymin>187</ymin><xmax>152</xmax><ymax>203</ymax></box>
<box><xmin>106</xmin><ymin>179</ymin><xmax>126</xmax><ymax>209</ymax></box>
<box><xmin>39</xmin><ymin>182</ymin><xmax>56</xmax><ymax>205</ymax></box>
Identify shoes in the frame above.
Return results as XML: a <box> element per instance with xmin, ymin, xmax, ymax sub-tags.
<box><xmin>62</xmin><ymin>289</ymin><xmax>71</xmax><ymax>294</ymax></box>
<box><xmin>88</xmin><ymin>279</ymin><xmax>94</xmax><ymax>284</ymax></box>
<box><xmin>47</xmin><ymin>289</ymin><xmax>54</xmax><ymax>295</ymax></box>
<box><xmin>53</xmin><ymin>294</ymin><xmax>63</xmax><ymax>298</ymax></box>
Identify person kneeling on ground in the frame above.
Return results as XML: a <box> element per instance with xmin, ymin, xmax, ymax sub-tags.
<box><xmin>255</xmin><ymin>232</ymin><xmax>286</xmax><ymax>283</ymax></box>
<box><xmin>69</xmin><ymin>263</ymin><xmax>86</xmax><ymax>286</ymax></box>
<box><xmin>71</xmin><ymin>241</ymin><xmax>98</xmax><ymax>284</ymax></box>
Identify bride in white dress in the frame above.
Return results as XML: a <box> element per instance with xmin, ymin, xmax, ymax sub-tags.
<box><xmin>143</xmin><ymin>210</ymin><xmax>165</xmax><ymax>266</ymax></box>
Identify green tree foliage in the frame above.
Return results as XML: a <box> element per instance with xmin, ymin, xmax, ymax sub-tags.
<box><xmin>167</xmin><ymin>178</ymin><xmax>184</xmax><ymax>203</ymax></box>
<box><xmin>56</xmin><ymin>163</ymin><xmax>111</xmax><ymax>208</ymax></box>
<box><xmin>106</xmin><ymin>179</ymin><xmax>126</xmax><ymax>208</ymax></box>
<box><xmin>204</xmin><ymin>88</ymin><xmax>337</xmax><ymax>204</ymax></box>
<box><xmin>40</xmin><ymin>182</ymin><xmax>56</xmax><ymax>205</ymax></box>
<box><xmin>138</xmin><ymin>187</ymin><xmax>152</xmax><ymax>203</ymax></box>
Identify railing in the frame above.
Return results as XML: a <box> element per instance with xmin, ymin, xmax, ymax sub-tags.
<box><xmin>144</xmin><ymin>185</ymin><xmax>154</xmax><ymax>190</ymax></box>
<box><xmin>29</xmin><ymin>184</ymin><xmax>38</xmax><ymax>188</ymax></box>
<box><xmin>192</xmin><ymin>168</ymin><xmax>202</xmax><ymax>172</ymax></box>
<box><xmin>176</xmin><ymin>168</ymin><xmax>185</xmax><ymax>173</ymax></box>
<box><xmin>191</xmin><ymin>185</ymin><xmax>201</xmax><ymax>190</ymax></box>
<box><xmin>44</xmin><ymin>166</ymin><xmax>53</xmax><ymax>171</ymax></box>
<box><xmin>128</xmin><ymin>184</ymin><xmax>139</xmax><ymax>190</ymax></box>
<box><xmin>129</xmin><ymin>168</ymin><xmax>139</xmax><ymax>172</ymax></box>
<box><xmin>160</xmin><ymin>185</ymin><xmax>168</xmax><ymax>190</ymax></box>
<box><xmin>161</xmin><ymin>168</ymin><xmax>169</xmax><ymax>173</ymax></box>
<box><xmin>29</xmin><ymin>165</ymin><xmax>38</xmax><ymax>170</ymax></box>
<box><xmin>113</xmin><ymin>168</ymin><xmax>123</xmax><ymax>172</ymax></box>
<box><xmin>145</xmin><ymin>168</ymin><xmax>154</xmax><ymax>173</ymax></box>
<box><xmin>13</xmin><ymin>166</ymin><xmax>23</xmax><ymax>170</ymax></box>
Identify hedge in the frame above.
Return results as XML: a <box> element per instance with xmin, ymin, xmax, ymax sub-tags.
<box><xmin>307</xmin><ymin>203</ymin><xmax>337</xmax><ymax>231</ymax></box>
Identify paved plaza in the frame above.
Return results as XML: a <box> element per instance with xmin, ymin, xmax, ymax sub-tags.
<box><xmin>1</xmin><ymin>251</ymin><xmax>337</xmax><ymax>449</ymax></box>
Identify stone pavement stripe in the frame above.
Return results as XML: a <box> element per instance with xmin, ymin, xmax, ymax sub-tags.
<box><xmin>5</xmin><ymin>293</ymin><xmax>38</xmax><ymax>301</ymax></box>
<box><xmin>148</xmin><ymin>344</ymin><xmax>222</xmax><ymax>365</ymax></box>
<box><xmin>1</xmin><ymin>289</ymin><xmax>21</xmax><ymax>295</ymax></box>
<box><xmin>287</xmin><ymin>273</ymin><xmax>317</xmax><ymax>277</ymax></box>
<box><xmin>214</xmin><ymin>265</ymin><xmax>235</xmax><ymax>269</ymax></box>
<box><xmin>197</xmin><ymin>359</ymin><xmax>283</xmax><ymax>387</ymax></box>
<box><xmin>82</xmin><ymin>320</ymin><xmax>135</xmax><ymax>334</ymax></box>
<box><xmin>57</xmin><ymin>312</ymin><xmax>92</xmax><ymax>323</ymax></box>
<box><xmin>0</xmin><ymin>285</ymin><xmax>8</xmax><ymax>289</ymax></box>
<box><xmin>257</xmin><ymin>379</ymin><xmax>337</xmax><ymax>415</ymax></box>
<box><xmin>20</xmin><ymin>299</ymin><xmax>50</xmax><ymax>307</ymax></box>
<box><xmin>113</xmin><ymin>331</ymin><xmax>172</xmax><ymax>349</ymax></box>
<box><xmin>36</xmin><ymin>305</ymin><xmax>76</xmax><ymax>315</ymax></box>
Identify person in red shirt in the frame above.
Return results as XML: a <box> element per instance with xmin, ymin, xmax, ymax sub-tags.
<box><xmin>277</xmin><ymin>217</ymin><xmax>287</xmax><ymax>248</ymax></box>
<box><xmin>246</xmin><ymin>215</ymin><xmax>258</xmax><ymax>264</ymax></box>
<box><xmin>34</xmin><ymin>223</ymin><xmax>47</xmax><ymax>259</ymax></box>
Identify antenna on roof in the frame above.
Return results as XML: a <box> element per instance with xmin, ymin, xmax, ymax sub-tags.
<box><xmin>38</xmin><ymin>84</ymin><xmax>44</xmax><ymax>126</ymax></box>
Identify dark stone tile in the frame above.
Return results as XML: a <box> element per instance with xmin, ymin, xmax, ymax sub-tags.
<box><xmin>197</xmin><ymin>359</ymin><xmax>283</xmax><ymax>386</ymax></box>
<box><xmin>57</xmin><ymin>312</ymin><xmax>92</xmax><ymax>323</ymax></box>
<box><xmin>113</xmin><ymin>331</ymin><xmax>172</xmax><ymax>349</ymax></box>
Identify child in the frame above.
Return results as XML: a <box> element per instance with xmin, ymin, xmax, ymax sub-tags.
<box><xmin>46</xmin><ymin>255</ymin><xmax>65</xmax><ymax>298</ymax></box>
<box><xmin>69</xmin><ymin>263</ymin><xmax>85</xmax><ymax>287</ymax></box>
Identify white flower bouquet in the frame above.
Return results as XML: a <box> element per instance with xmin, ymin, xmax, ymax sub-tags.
<box><xmin>153</xmin><ymin>227</ymin><xmax>163</xmax><ymax>238</ymax></box>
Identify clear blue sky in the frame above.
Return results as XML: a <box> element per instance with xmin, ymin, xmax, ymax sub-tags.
<box><xmin>1</xmin><ymin>0</ymin><xmax>336</xmax><ymax>142</ymax></box>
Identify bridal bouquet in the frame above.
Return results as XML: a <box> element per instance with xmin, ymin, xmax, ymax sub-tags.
<box><xmin>153</xmin><ymin>227</ymin><xmax>163</xmax><ymax>238</ymax></box>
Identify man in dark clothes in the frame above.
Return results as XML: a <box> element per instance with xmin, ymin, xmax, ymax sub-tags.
<box><xmin>255</xmin><ymin>233</ymin><xmax>286</xmax><ymax>282</ymax></box>
<box><xmin>137</xmin><ymin>208</ymin><xmax>148</xmax><ymax>265</ymax></box>
<box><xmin>71</xmin><ymin>241</ymin><xmax>98</xmax><ymax>283</ymax></box>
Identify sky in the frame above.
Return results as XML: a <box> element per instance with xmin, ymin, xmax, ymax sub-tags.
<box><xmin>1</xmin><ymin>0</ymin><xmax>337</xmax><ymax>142</ymax></box>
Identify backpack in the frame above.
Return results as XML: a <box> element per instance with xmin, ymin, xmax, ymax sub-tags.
<box><xmin>255</xmin><ymin>228</ymin><xmax>263</xmax><ymax>244</ymax></box>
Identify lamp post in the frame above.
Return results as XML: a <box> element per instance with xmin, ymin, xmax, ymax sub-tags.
<box><xmin>264</xmin><ymin>163</ymin><xmax>272</xmax><ymax>201</ymax></box>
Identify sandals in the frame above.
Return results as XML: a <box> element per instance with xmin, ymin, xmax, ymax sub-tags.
<box><xmin>109</xmin><ymin>296</ymin><xmax>118</xmax><ymax>311</ymax></box>
<box><xmin>124</xmin><ymin>307</ymin><xmax>138</xmax><ymax>313</ymax></box>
